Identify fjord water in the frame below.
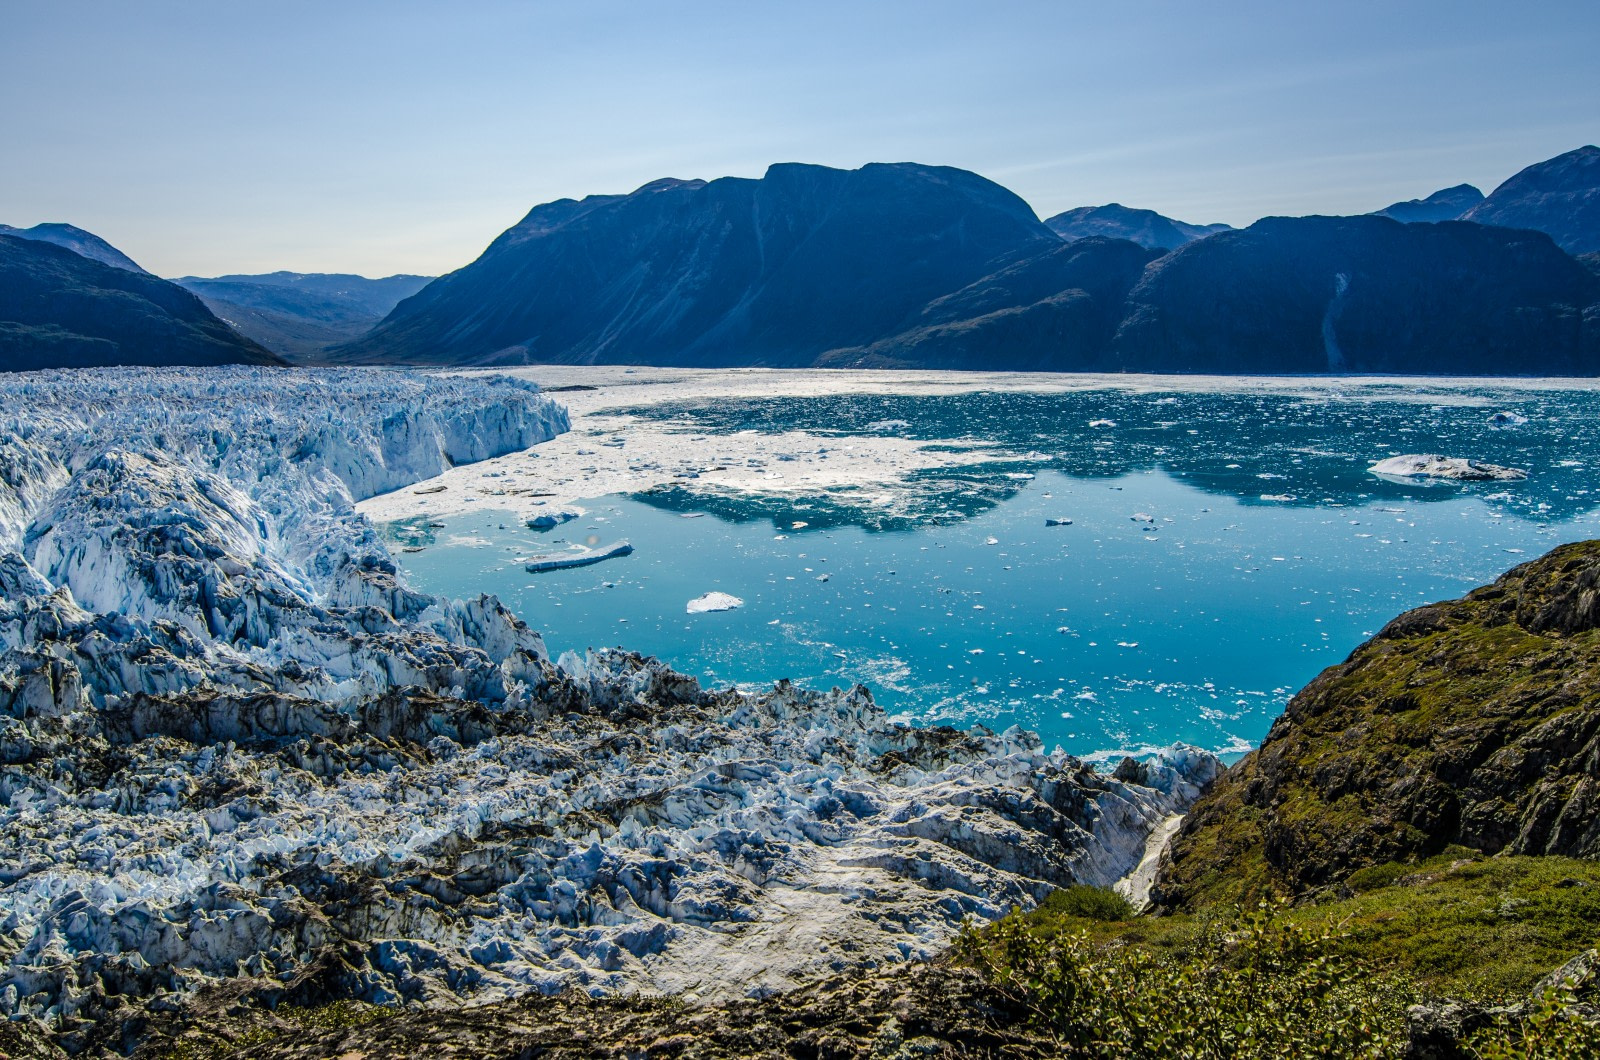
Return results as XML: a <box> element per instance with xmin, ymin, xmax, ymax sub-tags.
<box><xmin>391</xmin><ymin>386</ymin><xmax>1600</xmax><ymax>760</ymax></box>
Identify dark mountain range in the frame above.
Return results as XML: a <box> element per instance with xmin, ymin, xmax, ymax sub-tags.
<box><xmin>173</xmin><ymin>272</ymin><xmax>433</xmax><ymax>359</ymax></box>
<box><xmin>819</xmin><ymin>237</ymin><xmax>1159</xmax><ymax>370</ymax></box>
<box><xmin>0</xmin><ymin>235</ymin><xmax>283</xmax><ymax>371</ymax></box>
<box><xmin>1110</xmin><ymin>215</ymin><xmax>1600</xmax><ymax>374</ymax></box>
<box><xmin>1043</xmin><ymin>203</ymin><xmax>1230</xmax><ymax>250</ymax></box>
<box><xmin>1463</xmin><ymin>144</ymin><xmax>1600</xmax><ymax>255</ymax></box>
<box><xmin>332</xmin><ymin>162</ymin><xmax>1060</xmax><ymax>366</ymax></box>
<box><xmin>332</xmin><ymin>148</ymin><xmax>1600</xmax><ymax>376</ymax></box>
<box><xmin>0</xmin><ymin>222</ymin><xmax>148</xmax><ymax>274</ymax></box>
<box><xmin>1371</xmin><ymin>183</ymin><xmax>1483</xmax><ymax>223</ymax></box>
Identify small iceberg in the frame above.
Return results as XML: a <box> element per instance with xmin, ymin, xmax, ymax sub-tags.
<box><xmin>1369</xmin><ymin>454</ymin><xmax>1527</xmax><ymax>483</ymax></box>
<box><xmin>525</xmin><ymin>540</ymin><xmax>634</xmax><ymax>572</ymax></box>
<box><xmin>1490</xmin><ymin>411</ymin><xmax>1528</xmax><ymax>426</ymax></box>
<box><xmin>687</xmin><ymin>591</ymin><xmax>743</xmax><ymax>614</ymax></box>
<box><xmin>526</xmin><ymin>509</ymin><xmax>579</xmax><ymax>530</ymax></box>
<box><xmin>1045</xmin><ymin>517</ymin><xmax>1073</xmax><ymax>526</ymax></box>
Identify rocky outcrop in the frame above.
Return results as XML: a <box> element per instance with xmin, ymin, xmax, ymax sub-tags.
<box><xmin>0</xmin><ymin>236</ymin><xmax>282</xmax><ymax>371</ymax></box>
<box><xmin>1464</xmin><ymin>145</ymin><xmax>1600</xmax><ymax>256</ymax></box>
<box><xmin>1406</xmin><ymin>949</ymin><xmax>1599</xmax><ymax>1060</ymax></box>
<box><xmin>1154</xmin><ymin>540</ymin><xmax>1600</xmax><ymax>911</ymax></box>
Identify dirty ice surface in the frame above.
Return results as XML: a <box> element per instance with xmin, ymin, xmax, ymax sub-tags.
<box><xmin>385</xmin><ymin>372</ymin><xmax>1600</xmax><ymax>760</ymax></box>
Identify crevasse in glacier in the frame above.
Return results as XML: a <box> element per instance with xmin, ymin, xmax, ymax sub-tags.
<box><xmin>0</xmin><ymin>367</ymin><xmax>1217</xmax><ymax>1048</ymax></box>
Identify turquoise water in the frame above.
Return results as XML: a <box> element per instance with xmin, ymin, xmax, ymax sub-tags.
<box><xmin>389</xmin><ymin>387</ymin><xmax>1600</xmax><ymax>760</ymax></box>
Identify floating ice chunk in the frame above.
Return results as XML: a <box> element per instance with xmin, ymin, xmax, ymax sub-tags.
<box><xmin>1490</xmin><ymin>411</ymin><xmax>1528</xmax><ymax>426</ymax></box>
<box><xmin>1089</xmin><ymin>419</ymin><xmax>1117</xmax><ymax>428</ymax></box>
<box><xmin>864</xmin><ymin>418</ymin><xmax>911</xmax><ymax>431</ymax></box>
<box><xmin>526</xmin><ymin>509</ymin><xmax>579</xmax><ymax>530</ymax></box>
<box><xmin>1005</xmin><ymin>472</ymin><xmax>1034</xmax><ymax>480</ymax></box>
<box><xmin>1130</xmin><ymin>512</ymin><xmax>1155</xmax><ymax>523</ymax></box>
<box><xmin>1368</xmin><ymin>454</ymin><xmax>1527</xmax><ymax>482</ymax></box>
<box><xmin>1045</xmin><ymin>518</ymin><xmax>1073</xmax><ymax>526</ymax></box>
<box><xmin>524</xmin><ymin>540</ymin><xmax>634</xmax><ymax>572</ymax></box>
<box><xmin>686</xmin><ymin>591</ymin><xmax>743</xmax><ymax>613</ymax></box>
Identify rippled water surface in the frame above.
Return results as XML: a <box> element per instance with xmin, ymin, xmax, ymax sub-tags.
<box><xmin>391</xmin><ymin>384</ymin><xmax>1600</xmax><ymax>759</ymax></box>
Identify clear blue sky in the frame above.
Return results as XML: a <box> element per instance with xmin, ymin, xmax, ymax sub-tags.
<box><xmin>4</xmin><ymin>0</ymin><xmax>1596</xmax><ymax>278</ymax></box>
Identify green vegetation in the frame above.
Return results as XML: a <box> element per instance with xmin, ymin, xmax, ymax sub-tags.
<box><xmin>959</xmin><ymin>876</ymin><xmax>1600</xmax><ymax>1058</ymax></box>
<box><xmin>1036</xmin><ymin>884</ymin><xmax>1137</xmax><ymax>922</ymax></box>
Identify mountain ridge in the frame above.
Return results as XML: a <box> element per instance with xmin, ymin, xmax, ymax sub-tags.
<box><xmin>0</xmin><ymin>235</ymin><xmax>283</xmax><ymax>371</ymax></box>
<box><xmin>1463</xmin><ymin>145</ymin><xmax>1600</xmax><ymax>255</ymax></box>
<box><xmin>173</xmin><ymin>271</ymin><xmax>433</xmax><ymax>359</ymax></box>
<box><xmin>332</xmin><ymin>162</ymin><xmax>1060</xmax><ymax>366</ymax></box>
<box><xmin>0</xmin><ymin>222</ymin><xmax>148</xmax><ymax>274</ymax></box>
<box><xmin>1043</xmin><ymin>203</ymin><xmax>1230</xmax><ymax>249</ymax></box>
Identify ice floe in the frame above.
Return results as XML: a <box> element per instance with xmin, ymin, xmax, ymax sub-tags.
<box><xmin>687</xmin><ymin>591</ymin><xmax>744</xmax><ymax>614</ymax></box>
<box><xmin>1368</xmin><ymin>454</ymin><xmax>1528</xmax><ymax>482</ymax></box>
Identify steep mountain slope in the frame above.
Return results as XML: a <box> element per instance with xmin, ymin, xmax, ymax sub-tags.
<box><xmin>1464</xmin><ymin>145</ymin><xmax>1600</xmax><ymax>255</ymax></box>
<box><xmin>0</xmin><ymin>221</ymin><xmax>148</xmax><ymax>273</ymax></box>
<box><xmin>1043</xmin><ymin>204</ymin><xmax>1230</xmax><ymax>250</ymax></box>
<box><xmin>820</xmin><ymin>237</ymin><xmax>1158</xmax><ymax>370</ymax></box>
<box><xmin>333</xmin><ymin>163</ymin><xmax>1060</xmax><ymax>367</ymax></box>
<box><xmin>0</xmin><ymin>235</ymin><xmax>283</xmax><ymax>370</ymax></box>
<box><xmin>1372</xmin><ymin>183</ymin><xmax>1484</xmax><ymax>223</ymax></box>
<box><xmin>1154</xmin><ymin>539</ymin><xmax>1600</xmax><ymax>911</ymax></box>
<box><xmin>174</xmin><ymin>272</ymin><xmax>433</xmax><ymax>359</ymax></box>
<box><xmin>1111</xmin><ymin>215</ymin><xmax>1600</xmax><ymax>374</ymax></box>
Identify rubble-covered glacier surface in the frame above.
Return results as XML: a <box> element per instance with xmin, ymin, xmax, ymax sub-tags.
<box><xmin>0</xmin><ymin>367</ymin><xmax>1218</xmax><ymax>1052</ymax></box>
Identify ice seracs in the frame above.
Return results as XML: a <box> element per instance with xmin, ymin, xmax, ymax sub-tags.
<box><xmin>0</xmin><ymin>366</ymin><xmax>1221</xmax><ymax>1044</ymax></box>
<box><xmin>1368</xmin><ymin>454</ymin><xmax>1528</xmax><ymax>482</ymax></box>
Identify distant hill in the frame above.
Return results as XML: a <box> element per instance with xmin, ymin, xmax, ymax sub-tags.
<box><xmin>1371</xmin><ymin>183</ymin><xmax>1483</xmax><ymax>223</ymax></box>
<box><xmin>1463</xmin><ymin>145</ymin><xmax>1600</xmax><ymax>255</ymax></box>
<box><xmin>173</xmin><ymin>272</ymin><xmax>433</xmax><ymax>360</ymax></box>
<box><xmin>1043</xmin><ymin>204</ymin><xmax>1230</xmax><ymax>250</ymax></box>
<box><xmin>0</xmin><ymin>235</ymin><xmax>283</xmax><ymax>371</ymax></box>
<box><xmin>0</xmin><ymin>222</ymin><xmax>148</xmax><ymax>274</ymax></box>
<box><xmin>332</xmin><ymin>162</ymin><xmax>1060</xmax><ymax>366</ymax></box>
<box><xmin>1111</xmin><ymin>215</ymin><xmax>1600</xmax><ymax>374</ymax></box>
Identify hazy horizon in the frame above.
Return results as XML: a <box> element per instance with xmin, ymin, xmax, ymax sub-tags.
<box><xmin>5</xmin><ymin>0</ymin><xmax>1597</xmax><ymax>278</ymax></box>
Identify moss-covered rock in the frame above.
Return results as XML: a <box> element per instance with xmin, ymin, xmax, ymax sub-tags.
<box><xmin>1154</xmin><ymin>540</ymin><xmax>1600</xmax><ymax>911</ymax></box>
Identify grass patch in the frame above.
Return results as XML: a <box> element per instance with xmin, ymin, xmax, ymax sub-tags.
<box><xmin>1017</xmin><ymin>855</ymin><xmax>1600</xmax><ymax>1001</ymax></box>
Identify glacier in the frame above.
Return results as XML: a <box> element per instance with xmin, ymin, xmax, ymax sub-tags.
<box><xmin>0</xmin><ymin>366</ymin><xmax>1218</xmax><ymax>1052</ymax></box>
